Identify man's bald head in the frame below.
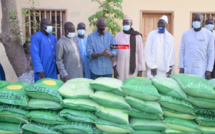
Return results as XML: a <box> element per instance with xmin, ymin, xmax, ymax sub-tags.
<box><xmin>40</xmin><ymin>19</ymin><xmax>51</xmax><ymax>30</ymax></box>
<box><xmin>64</xmin><ymin>22</ymin><xmax>75</xmax><ymax>34</ymax></box>
<box><xmin>96</xmin><ymin>17</ymin><xmax>106</xmax><ymax>34</ymax></box>
<box><xmin>77</xmin><ymin>22</ymin><xmax>86</xmax><ymax>30</ymax></box>
<box><xmin>96</xmin><ymin>17</ymin><xmax>106</xmax><ymax>26</ymax></box>
<box><xmin>194</xmin><ymin>13</ymin><xmax>204</xmax><ymax>23</ymax></box>
<box><xmin>206</xmin><ymin>16</ymin><xmax>214</xmax><ymax>25</ymax></box>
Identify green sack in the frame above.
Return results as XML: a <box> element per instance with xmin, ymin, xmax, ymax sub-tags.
<box><xmin>90</xmin><ymin>77</ymin><xmax>123</xmax><ymax>92</ymax></box>
<box><xmin>171</xmin><ymin>74</ymin><xmax>215</xmax><ymax>99</ymax></box>
<box><xmin>26</xmin><ymin>98</ymin><xmax>63</xmax><ymax>110</ymax></box>
<box><xmin>91</xmin><ymin>91</ymin><xmax>130</xmax><ymax>109</ymax></box>
<box><xmin>200</xmin><ymin>126</ymin><xmax>215</xmax><ymax>134</ymax></box>
<box><xmin>59</xmin><ymin>109</ymin><xmax>97</xmax><ymax>123</ymax></box>
<box><xmin>0</xmin><ymin>81</ymin><xmax>31</xmax><ymax>106</ymax></box>
<box><xmin>130</xmin><ymin>130</ymin><xmax>162</xmax><ymax>134</ymax></box>
<box><xmin>53</xmin><ymin>122</ymin><xmax>93</xmax><ymax>134</ymax></box>
<box><xmin>62</xmin><ymin>98</ymin><xmax>100</xmax><ymax>111</ymax></box>
<box><xmin>187</xmin><ymin>95</ymin><xmax>215</xmax><ymax>109</ymax></box>
<box><xmin>95</xmin><ymin>118</ymin><xmax>134</xmax><ymax>133</ymax></box>
<box><xmin>0</xmin><ymin>122</ymin><xmax>22</xmax><ymax>133</ymax></box>
<box><xmin>122</xmin><ymin>77</ymin><xmax>160</xmax><ymax>101</ymax></box>
<box><xmin>195</xmin><ymin>107</ymin><xmax>215</xmax><ymax>116</ymax></box>
<box><xmin>196</xmin><ymin>115</ymin><xmax>215</xmax><ymax>127</ymax></box>
<box><xmin>22</xmin><ymin>121</ymin><xmax>60</xmax><ymax>134</ymax></box>
<box><xmin>23</xmin><ymin>130</ymin><xmax>36</xmax><ymax>134</ymax></box>
<box><xmin>0</xmin><ymin>104</ymin><xmax>28</xmax><ymax>124</ymax></box>
<box><xmin>58</xmin><ymin>78</ymin><xmax>94</xmax><ymax>99</ymax></box>
<box><xmin>0</xmin><ymin>80</ymin><xmax>10</xmax><ymax>88</ymax></box>
<box><xmin>24</xmin><ymin>78</ymin><xmax>63</xmax><ymax>102</ymax></box>
<box><xmin>163</xmin><ymin>129</ymin><xmax>200</xmax><ymax>134</ymax></box>
<box><xmin>125</xmin><ymin>96</ymin><xmax>162</xmax><ymax>114</ymax></box>
<box><xmin>208</xmin><ymin>78</ymin><xmax>215</xmax><ymax>88</ymax></box>
<box><xmin>26</xmin><ymin>110</ymin><xmax>67</xmax><ymax>125</ymax></box>
<box><xmin>164</xmin><ymin>117</ymin><xmax>201</xmax><ymax>133</ymax></box>
<box><xmin>112</xmin><ymin>87</ymin><xmax>126</xmax><ymax>97</ymax></box>
<box><xmin>96</xmin><ymin>106</ymin><xmax>128</xmax><ymax>125</ymax></box>
<box><xmin>152</xmin><ymin>78</ymin><xmax>187</xmax><ymax>100</ymax></box>
<box><xmin>123</xmin><ymin>108</ymin><xmax>163</xmax><ymax>120</ymax></box>
<box><xmin>130</xmin><ymin>118</ymin><xmax>167</xmax><ymax>131</ymax></box>
<box><xmin>162</xmin><ymin>107</ymin><xmax>196</xmax><ymax>120</ymax></box>
<box><xmin>159</xmin><ymin>95</ymin><xmax>195</xmax><ymax>114</ymax></box>
<box><xmin>93</xmin><ymin>126</ymin><xmax>103</xmax><ymax>134</ymax></box>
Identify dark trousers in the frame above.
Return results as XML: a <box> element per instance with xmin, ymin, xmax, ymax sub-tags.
<box><xmin>90</xmin><ymin>71</ymin><xmax>112</xmax><ymax>80</ymax></box>
<box><xmin>0</xmin><ymin>64</ymin><xmax>5</xmax><ymax>80</ymax></box>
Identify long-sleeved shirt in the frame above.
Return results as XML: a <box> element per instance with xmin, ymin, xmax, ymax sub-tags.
<box><xmin>30</xmin><ymin>31</ymin><xmax>57</xmax><ymax>82</ymax></box>
<box><xmin>86</xmin><ymin>31</ymin><xmax>117</xmax><ymax>75</ymax></box>
<box><xmin>56</xmin><ymin>36</ymin><xmax>83</xmax><ymax>79</ymax></box>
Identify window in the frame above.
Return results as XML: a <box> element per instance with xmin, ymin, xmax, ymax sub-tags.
<box><xmin>24</xmin><ymin>9</ymin><xmax>66</xmax><ymax>39</ymax></box>
<box><xmin>191</xmin><ymin>12</ymin><xmax>215</xmax><ymax>27</ymax></box>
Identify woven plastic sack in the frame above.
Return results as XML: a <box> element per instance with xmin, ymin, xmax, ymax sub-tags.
<box><xmin>26</xmin><ymin>110</ymin><xmax>66</xmax><ymax>125</ymax></box>
<box><xmin>122</xmin><ymin>77</ymin><xmax>160</xmax><ymax>101</ymax></box>
<box><xmin>195</xmin><ymin>107</ymin><xmax>215</xmax><ymax>116</ymax></box>
<box><xmin>0</xmin><ymin>81</ymin><xmax>31</xmax><ymax>106</ymax></box>
<box><xmin>159</xmin><ymin>95</ymin><xmax>195</xmax><ymax>114</ymax></box>
<box><xmin>53</xmin><ymin>122</ymin><xmax>93</xmax><ymax>134</ymax></box>
<box><xmin>0</xmin><ymin>80</ymin><xmax>10</xmax><ymax>89</ymax></box>
<box><xmin>130</xmin><ymin>130</ymin><xmax>162</xmax><ymax>134</ymax></box>
<box><xmin>0</xmin><ymin>104</ymin><xmax>28</xmax><ymax>124</ymax></box>
<box><xmin>90</xmin><ymin>77</ymin><xmax>123</xmax><ymax>92</ymax></box>
<box><xmin>130</xmin><ymin>118</ymin><xmax>167</xmax><ymax>131</ymax></box>
<box><xmin>91</xmin><ymin>91</ymin><xmax>130</xmax><ymax>109</ymax></box>
<box><xmin>162</xmin><ymin>107</ymin><xmax>196</xmax><ymax>120</ymax></box>
<box><xmin>200</xmin><ymin>126</ymin><xmax>215</xmax><ymax>134</ymax></box>
<box><xmin>123</xmin><ymin>108</ymin><xmax>163</xmax><ymax>120</ymax></box>
<box><xmin>152</xmin><ymin>78</ymin><xmax>187</xmax><ymax>100</ymax></box>
<box><xmin>0</xmin><ymin>122</ymin><xmax>22</xmax><ymax>133</ymax></box>
<box><xmin>162</xmin><ymin>129</ymin><xmax>200</xmax><ymax>134</ymax></box>
<box><xmin>164</xmin><ymin>117</ymin><xmax>201</xmax><ymax>133</ymax></box>
<box><xmin>112</xmin><ymin>87</ymin><xmax>126</xmax><ymax>97</ymax></box>
<box><xmin>22</xmin><ymin>121</ymin><xmax>60</xmax><ymax>134</ymax></box>
<box><xmin>93</xmin><ymin>126</ymin><xmax>103</xmax><ymax>134</ymax></box>
<box><xmin>209</xmin><ymin>78</ymin><xmax>215</xmax><ymax>88</ymax></box>
<box><xmin>96</xmin><ymin>106</ymin><xmax>128</xmax><ymax>124</ymax></box>
<box><xmin>59</xmin><ymin>109</ymin><xmax>97</xmax><ymax>123</ymax></box>
<box><xmin>62</xmin><ymin>98</ymin><xmax>99</xmax><ymax>111</ymax></box>
<box><xmin>187</xmin><ymin>95</ymin><xmax>215</xmax><ymax>109</ymax></box>
<box><xmin>58</xmin><ymin>78</ymin><xmax>94</xmax><ymax>99</ymax></box>
<box><xmin>95</xmin><ymin>118</ymin><xmax>134</xmax><ymax>133</ymax></box>
<box><xmin>171</xmin><ymin>74</ymin><xmax>215</xmax><ymax>99</ymax></box>
<box><xmin>24</xmin><ymin>78</ymin><xmax>63</xmax><ymax>102</ymax></box>
<box><xmin>125</xmin><ymin>96</ymin><xmax>162</xmax><ymax>114</ymax></box>
<box><xmin>26</xmin><ymin>98</ymin><xmax>63</xmax><ymax>110</ymax></box>
<box><xmin>196</xmin><ymin>115</ymin><xmax>215</xmax><ymax>127</ymax></box>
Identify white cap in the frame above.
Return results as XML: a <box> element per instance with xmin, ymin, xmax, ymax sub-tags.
<box><xmin>159</xmin><ymin>15</ymin><xmax>168</xmax><ymax>24</ymax></box>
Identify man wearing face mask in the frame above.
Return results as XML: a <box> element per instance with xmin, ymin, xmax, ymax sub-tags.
<box><xmin>76</xmin><ymin>22</ymin><xmax>90</xmax><ymax>79</ymax></box>
<box><xmin>31</xmin><ymin>19</ymin><xmax>57</xmax><ymax>82</ymax></box>
<box><xmin>205</xmin><ymin>17</ymin><xmax>215</xmax><ymax>78</ymax></box>
<box><xmin>179</xmin><ymin>13</ymin><xmax>214</xmax><ymax>79</ymax></box>
<box><xmin>112</xmin><ymin>15</ymin><xmax>145</xmax><ymax>81</ymax></box>
<box><xmin>86</xmin><ymin>17</ymin><xmax>117</xmax><ymax>79</ymax></box>
<box><xmin>56</xmin><ymin>22</ymin><xmax>83</xmax><ymax>82</ymax></box>
<box><xmin>144</xmin><ymin>15</ymin><xmax>175</xmax><ymax>78</ymax></box>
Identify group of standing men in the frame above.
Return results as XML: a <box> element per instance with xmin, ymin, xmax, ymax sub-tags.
<box><xmin>30</xmin><ymin>13</ymin><xmax>215</xmax><ymax>83</ymax></box>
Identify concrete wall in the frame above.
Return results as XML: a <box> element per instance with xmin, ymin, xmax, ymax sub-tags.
<box><xmin>1</xmin><ymin>0</ymin><xmax>215</xmax><ymax>81</ymax></box>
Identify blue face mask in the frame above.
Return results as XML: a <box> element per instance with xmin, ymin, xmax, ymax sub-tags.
<box><xmin>67</xmin><ymin>32</ymin><xmax>75</xmax><ymax>39</ymax></box>
<box><xmin>123</xmin><ymin>25</ymin><xmax>131</xmax><ymax>31</ymax></box>
<box><xmin>192</xmin><ymin>21</ymin><xmax>201</xmax><ymax>29</ymax></box>
<box><xmin>206</xmin><ymin>24</ymin><xmax>214</xmax><ymax>31</ymax></box>
<box><xmin>158</xmin><ymin>27</ymin><xmax>165</xmax><ymax>33</ymax></box>
<box><xmin>78</xmin><ymin>30</ymin><xmax>85</xmax><ymax>36</ymax></box>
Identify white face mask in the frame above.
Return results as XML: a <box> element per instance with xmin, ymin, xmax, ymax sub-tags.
<box><xmin>78</xmin><ymin>30</ymin><xmax>85</xmax><ymax>36</ymax></box>
<box><xmin>45</xmin><ymin>26</ymin><xmax>53</xmax><ymax>33</ymax></box>
<box><xmin>123</xmin><ymin>25</ymin><xmax>131</xmax><ymax>31</ymax></box>
<box><xmin>67</xmin><ymin>32</ymin><xmax>75</xmax><ymax>39</ymax></box>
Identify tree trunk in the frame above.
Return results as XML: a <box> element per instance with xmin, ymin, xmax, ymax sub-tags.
<box><xmin>0</xmin><ymin>0</ymin><xmax>33</xmax><ymax>82</ymax></box>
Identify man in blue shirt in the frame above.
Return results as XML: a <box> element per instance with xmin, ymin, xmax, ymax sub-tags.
<box><xmin>86</xmin><ymin>18</ymin><xmax>117</xmax><ymax>79</ymax></box>
<box><xmin>30</xmin><ymin>19</ymin><xmax>58</xmax><ymax>82</ymax></box>
<box><xmin>76</xmin><ymin>22</ymin><xmax>91</xmax><ymax>79</ymax></box>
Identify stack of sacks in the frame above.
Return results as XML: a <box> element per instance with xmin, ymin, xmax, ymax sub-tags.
<box><xmin>0</xmin><ymin>81</ymin><xmax>31</xmax><ymax>133</ymax></box>
<box><xmin>152</xmin><ymin>77</ymin><xmax>201</xmax><ymax>133</ymax></box>
<box><xmin>121</xmin><ymin>77</ymin><xmax>167</xmax><ymax>134</ymax></box>
<box><xmin>22</xmin><ymin>78</ymin><xmax>64</xmax><ymax>134</ymax></box>
<box><xmin>171</xmin><ymin>74</ymin><xmax>215</xmax><ymax>133</ymax></box>
<box><xmin>0</xmin><ymin>80</ymin><xmax>10</xmax><ymax>88</ymax></box>
<box><xmin>56</xmin><ymin>78</ymin><xmax>98</xmax><ymax>133</ymax></box>
<box><xmin>90</xmin><ymin>77</ymin><xmax>134</xmax><ymax>133</ymax></box>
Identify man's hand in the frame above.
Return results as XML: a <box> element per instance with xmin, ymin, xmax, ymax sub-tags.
<box><xmin>39</xmin><ymin>72</ymin><xmax>45</xmax><ymax>79</ymax></box>
<box><xmin>63</xmin><ymin>75</ymin><xmax>69</xmax><ymax>83</ymax></box>
<box><xmin>205</xmin><ymin>71</ymin><xmax>211</xmax><ymax>80</ymax></box>
<box><xmin>166</xmin><ymin>66</ymin><xmax>172</xmax><ymax>77</ymax></box>
<box><xmin>101</xmin><ymin>48</ymin><xmax>109</xmax><ymax>57</ymax></box>
<box><xmin>113</xmin><ymin>66</ymin><xmax>119</xmax><ymax>78</ymax></box>
<box><xmin>151</xmin><ymin>69</ymin><xmax>157</xmax><ymax>76</ymax></box>
<box><xmin>179</xmin><ymin>68</ymin><xmax>184</xmax><ymax>73</ymax></box>
<box><xmin>137</xmin><ymin>71</ymin><xmax>142</xmax><ymax>77</ymax></box>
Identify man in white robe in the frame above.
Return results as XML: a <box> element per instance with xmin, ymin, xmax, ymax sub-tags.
<box><xmin>179</xmin><ymin>13</ymin><xmax>214</xmax><ymax>79</ymax></box>
<box><xmin>144</xmin><ymin>15</ymin><xmax>175</xmax><ymax>78</ymax></box>
<box><xmin>112</xmin><ymin>15</ymin><xmax>145</xmax><ymax>81</ymax></box>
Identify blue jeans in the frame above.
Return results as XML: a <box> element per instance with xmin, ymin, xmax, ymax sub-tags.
<box><xmin>90</xmin><ymin>71</ymin><xmax>112</xmax><ymax>80</ymax></box>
